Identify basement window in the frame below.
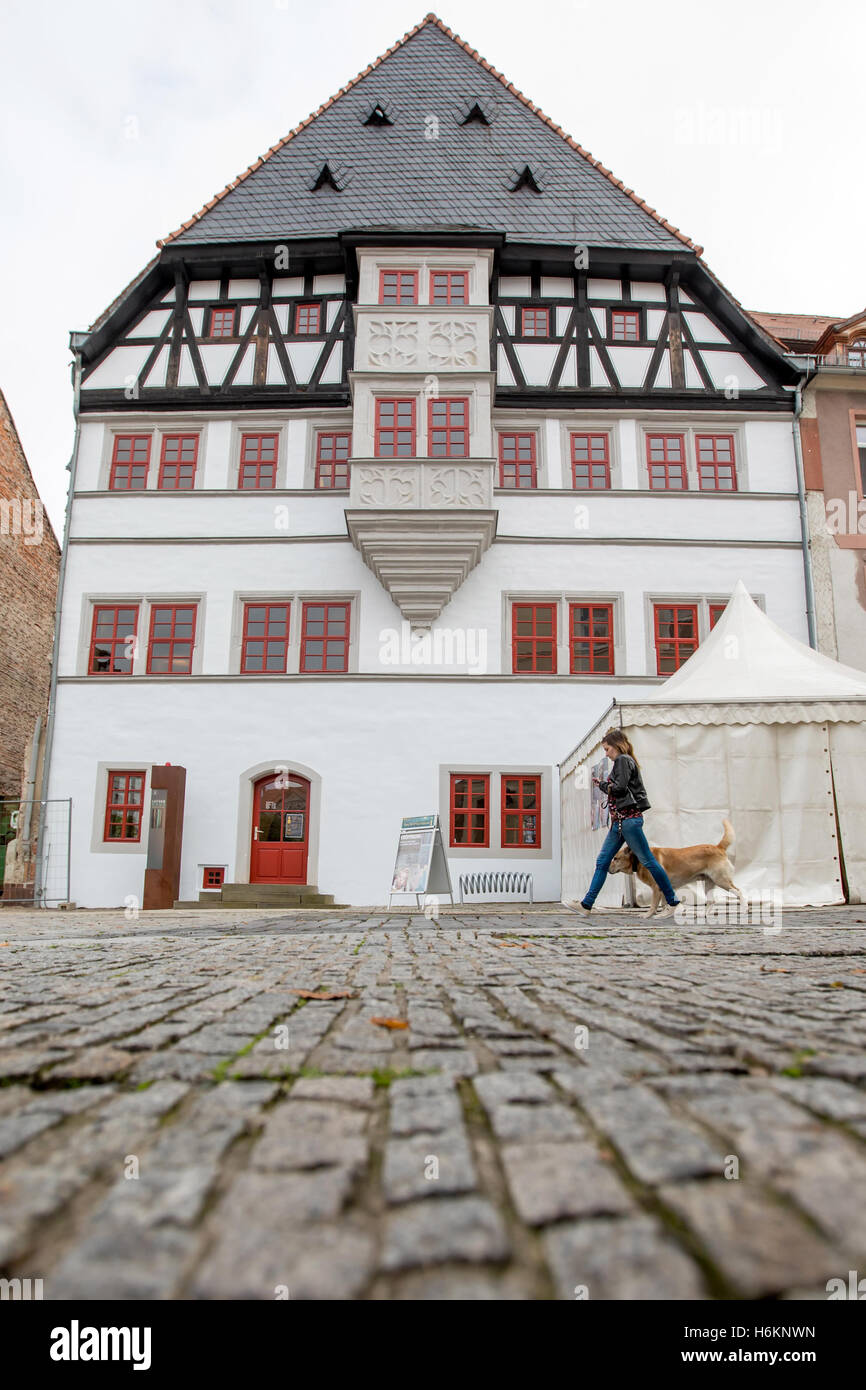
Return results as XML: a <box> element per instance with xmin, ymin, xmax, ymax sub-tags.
<box><xmin>202</xmin><ymin>867</ymin><xmax>225</xmax><ymax>889</ymax></box>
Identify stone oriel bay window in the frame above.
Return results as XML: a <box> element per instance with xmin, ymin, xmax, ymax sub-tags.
<box><xmin>428</xmin><ymin>397</ymin><xmax>469</xmax><ymax>458</ymax></box>
<box><xmin>379</xmin><ymin>269</ymin><xmax>418</xmax><ymax>305</ymax></box>
<box><xmin>430</xmin><ymin>271</ymin><xmax>468</xmax><ymax>305</ymax></box>
<box><xmin>374</xmin><ymin>399</ymin><xmax>416</xmax><ymax>457</ymax></box>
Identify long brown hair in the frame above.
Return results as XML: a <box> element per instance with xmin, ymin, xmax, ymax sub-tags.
<box><xmin>603</xmin><ymin>727</ymin><xmax>640</xmax><ymax>767</ymax></box>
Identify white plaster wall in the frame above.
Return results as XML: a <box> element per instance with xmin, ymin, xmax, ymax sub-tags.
<box><xmin>47</xmin><ymin>679</ymin><xmax>647</xmax><ymax>908</ymax></box>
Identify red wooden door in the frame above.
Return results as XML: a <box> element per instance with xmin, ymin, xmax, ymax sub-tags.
<box><xmin>250</xmin><ymin>774</ymin><xmax>310</xmax><ymax>884</ymax></box>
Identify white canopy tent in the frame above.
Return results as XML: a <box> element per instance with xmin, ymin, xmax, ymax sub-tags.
<box><xmin>561</xmin><ymin>581</ymin><xmax>866</xmax><ymax>908</ymax></box>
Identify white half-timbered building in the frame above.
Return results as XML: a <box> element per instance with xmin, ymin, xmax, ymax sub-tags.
<box><xmin>45</xmin><ymin>15</ymin><xmax>806</xmax><ymax>907</ymax></box>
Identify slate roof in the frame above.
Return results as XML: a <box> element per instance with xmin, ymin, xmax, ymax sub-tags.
<box><xmin>162</xmin><ymin>14</ymin><xmax>698</xmax><ymax>254</ymax></box>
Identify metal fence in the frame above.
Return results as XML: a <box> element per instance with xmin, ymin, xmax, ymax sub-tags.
<box><xmin>0</xmin><ymin>799</ymin><xmax>71</xmax><ymax>906</ymax></box>
<box><xmin>458</xmin><ymin>871</ymin><xmax>534</xmax><ymax>904</ymax></box>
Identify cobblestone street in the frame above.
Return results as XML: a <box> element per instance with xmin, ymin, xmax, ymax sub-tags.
<box><xmin>1</xmin><ymin>905</ymin><xmax>865</xmax><ymax>1300</ymax></box>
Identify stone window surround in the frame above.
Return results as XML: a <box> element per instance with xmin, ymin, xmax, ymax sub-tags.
<box><xmin>228</xmin><ymin>591</ymin><xmax>360</xmax><ymax>675</ymax></box>
<box><xmin>437</xmin><ymin>763</ymin><xmax>553</xmax><ymax>861</ymax></box>
<box><xmin>77</xmin><ymin>593</ymin><xmax>206</xmax><ymax>678</ymax></box>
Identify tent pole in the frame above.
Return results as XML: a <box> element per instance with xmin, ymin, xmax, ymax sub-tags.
<box><xmin>792</xmin><ymin>382</ymin><xmax>818</xmax><ymax>650</ymax></box>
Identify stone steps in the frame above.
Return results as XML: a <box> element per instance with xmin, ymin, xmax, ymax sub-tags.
<box><xmin>173</xmin><ymin>882</ymin><xmax>347</xmax><ymax>910</ymax></box>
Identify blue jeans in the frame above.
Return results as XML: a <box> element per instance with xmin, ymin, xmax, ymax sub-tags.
<box><xmin>582</xmin><ymin>816</ymin><xmax>679</xmax><ymax>908</ymax></box>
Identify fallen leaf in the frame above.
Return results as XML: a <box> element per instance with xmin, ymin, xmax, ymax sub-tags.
<box><xmin>850</xmin><ymin>969</ymin><xmax>866</xmax><ymax>975</ymax></box>
<box><xmin>370</xmin><ymin>1017</ymin><xmax>408</xmax><ymax>1030</ymax></box>
<box><xmin>290</xmin><ymin>988</ymin><xmax>356</xmax><ymax>1000</ymax></box>
<box><xmin>761</xmin><ymin>966</ymin><xmax>790</xmax><ymax>973</ymax></box>
<box><xmin>828</xmin><ymin>982</ymin><xmax>845</xmax><ymax>989</ymax></box>
<box><xmin>0</xmin><ymin>942</ymin><xmax>10</xmax><ymax>947</ymax></box>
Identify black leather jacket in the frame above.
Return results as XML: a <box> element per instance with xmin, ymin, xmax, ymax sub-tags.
<box><xmin>598</xmin><ymin>754</ymin><xmax>650</xmax><ymax>815</ymax></box>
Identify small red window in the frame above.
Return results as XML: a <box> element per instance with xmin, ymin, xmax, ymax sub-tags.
<box><xmin>521</xmin><ymin>307</ymin><xmax>549</xmax><ymax>338</ymax></box>
<box><xmin>611</xmin><ymin>309</ymin><xmax>640</xmax><ymax>342</ymax></box>
<box><xmin>295</xmin><ymin>303</ymin><xmax>321</xmax><ymax>335</ymax></box>
<box><xmin>239</xmin><ymin>433</ymin><xmax>278</xmax><ymax>489</ymax></box>
<box><xmin>654</xmin><ymin>604</ymin><xmax>698</xmax><ymax>674</ymax></box>
<box><xmin>89</xmin><ymin>605</ymin><xmax>139</xmax><ymax>675</ymax></box>
<box><xmin>569</xmin><ymin>603</ymin><xmax>614</xmax><ymax>674</ymax></box>
<box><xmin>300</xmin><ymin>602</ymin><xmax>350</xmax><ymax>673</ymax></box>
<box><xmin>379</xmin><ymin>270</ymin><xmax>418</xmax><ymax>305</ymax></box>
<box><xmin>696</xmin><ymin>434</ymin><xmax>737</xmax><ymax>491</ymax></box>
<box><xmin>428</xmin><ymin>398</ymin><xmax>469</xmax><ymax>458</ymax></box>
<box><xmin>450</xmin><ymin>774</ymin><xmax>490</xmax><ymax>847</ymax></box>
<box><xmin>709</xmin><ymin>603</ymin><xmax>727</xmax><ymax>629</ymax></box>
<box><xmin>512</xmin><ymin>603</ymin><xmax>557</xmax><ymax>674</ymax></box>
<box><xmin>147</xmin><ymin>605</ymin><xmax>197</xmax><ymax>675</ymax></box>
<box><xmin>208</xmin><ymin>306</ymin><xmax>237</xmax><ymax>338</ymax></box>
<box><xmin>646</xmin><ymin>434</ymin><xmax>687</xmax><ymax>490</ymax></box>
<box><xmin>241</xmin><ymin>603</ymin><xmax>290</xmax><ymax>674</ymax></box>
<box><xmin>498</xmin><ymin>433</ymin><xmax>537</xmax><ymax>488</ymax></box>
<box><xmin>571</xmin><ymin>434</ymin><xmax>610</xmax><ymax>489</ymax></box>
<box><xmin>110</xmin><ymin>435</ymin><xmax>151</xmax><ymax>490</ymax></box>
<box><xmin>202</xmin><ymin>866</ymin><xmax>225</xmax><ymax>888</ymax></box>
<box><xmin>374</xmin><ymin>399</ymin><xmax>416</xmax><ymax>457</ymax></box>
<box><xmin>502</xmin><ymin>776</ymin><xmax>541</xmax><ymax>848</ymax></box>
<box><xmin>315</xmin><ymin>432</ymin><xmax>351</xmax><ymax>488</ymax></box>
<box><xmin>430</xmin><ymin>271</ymin><xmax>468</xmax><ymax>305</ymax></box>
<box><xmin>104</xmin><ymin>771</ymin><xmax>145</xmax><ymax>842</ymax></box>
<box><xmin>158</xmin><ymin>434</ymin><xmax>198</xmax><ymax>490</ymax></box>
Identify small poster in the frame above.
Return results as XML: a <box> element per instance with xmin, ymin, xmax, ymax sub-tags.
<box><xmin>389</xmin><ymin>815</ymin><xmax>453</xmax><ymax>907</ymax></box>
<box><xmin>284</xmin><ymin>812</ymin><xmax>305</xmax><ymax>841</ymax></box>
<box><xmin>590</xmin><ymin>755</ymin><xmax>611</xmax><ymax>831</ymax></box>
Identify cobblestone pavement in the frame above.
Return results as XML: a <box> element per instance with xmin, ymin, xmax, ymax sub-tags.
<box><xmin>1</xmin><ymin>904</ymin><xmax>865</xmax><ymax>1300</ymax></box>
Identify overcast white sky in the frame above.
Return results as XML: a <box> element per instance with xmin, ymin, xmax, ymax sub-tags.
<box><xmin>2</xmin><ymin>0</ymin><xmax>862</xmax><ymax>533</ymax></box>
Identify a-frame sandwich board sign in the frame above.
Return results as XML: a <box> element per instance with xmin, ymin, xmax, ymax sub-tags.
<box><xmin>388</xmin><ymin>814</ymin><xmax>454</xmax><ymax>909</ymax></box>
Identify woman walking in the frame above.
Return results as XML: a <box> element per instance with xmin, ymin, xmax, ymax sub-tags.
<box><xmin>577</xmin><ymin>728</ymin><xmax>680</xmax><ymax>918</ymax></box>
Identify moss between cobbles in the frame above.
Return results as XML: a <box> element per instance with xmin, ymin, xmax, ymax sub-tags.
<box><xmin>780</xmin><ymin>1047</ymin><xmax>817</xmax><ymax>1078</ymax></box>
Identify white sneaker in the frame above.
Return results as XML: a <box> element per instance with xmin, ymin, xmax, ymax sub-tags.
<box><xmin>655</xmin><ymin>901</ymin><xmax>680</xmax><ymax>920</ymax></box>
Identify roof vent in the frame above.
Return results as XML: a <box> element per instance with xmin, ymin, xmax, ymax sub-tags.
<box><xmin>510</xmin><ymin>165</ymin><xmax>542</xmax><ymax>194</ymax></box>
<box><xmin>461</xmin><ymin>102</ymin><xmax>490</xmax><ymax>126</ymax></box>
<box><xmin>311</xmin><ymin>162</ymin><xmax>343</xmax><ymax>192</ymax></box>
<box><xmin>364</xmin><ymin>102</ymin><xmax>393</xmax><ymax>127</ymax></box>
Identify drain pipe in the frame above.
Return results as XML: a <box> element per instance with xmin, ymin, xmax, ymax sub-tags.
<box><xmin>791</xmin><ymin>379</ymin><xmax>818</xmax><ymax>649</ymax></box>
<box><xmin>34</xmin><ymin>336</ymin><xmax>85</xmax><ymax>904</ymax></box>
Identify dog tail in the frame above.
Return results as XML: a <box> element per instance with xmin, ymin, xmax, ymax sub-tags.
<box><xmin>718</xmin><ymin>818</ymin><xmax>735</xmax><ymax>853</ymax></box>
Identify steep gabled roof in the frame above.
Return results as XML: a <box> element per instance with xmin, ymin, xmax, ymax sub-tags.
<box><xmin>159</xmin><ymin>14</ymin><xmax>699</xmax><ymax>254</ymax></box>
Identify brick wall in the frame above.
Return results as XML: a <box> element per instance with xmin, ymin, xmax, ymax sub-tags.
<box><xmin>0</xmin><ymin>389</ymin><xmax>60</xmax><ymax>797</ymax></box>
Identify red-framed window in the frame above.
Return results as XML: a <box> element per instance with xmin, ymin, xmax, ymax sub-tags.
<box><xmin>88</xmin><ymin>605</ymin><xmax>139</xmax><ymax>675</ymax></box>
<box><xmin>430</xmin><ymin>271</ymin><xmax>468</xmax><ymax>305</ymax></box>
<box><xmin>428</xmin><ymin>397</ymin><xmax>469</xmax><ymax>457</ymax></box>
<box><xmin>158</xmin><ymin>434</ymin><xmax>199</xmax><ymax>490</ymax></box>
<box><xmin>569</xmin><ymin>603</ymin><xmax>614</xmax><ymax>674</ymax></box>
<box><xmin>498</xmin><ymin>433</ymin><xmax>537</xmax><ymax>488</ymax></box>
<box><xmin>374</xmin><ymin>398</ymin><xmax>416</xmax><ymax>457</ymax></box>
<box><xmin>315</xmin><ymin>431</ymin><xmax>351</xmax><ymax>489</ymax></box>
<box><xmin>239</xmin><ymin>432</ymin><xmax>278</xmax><ymax>489</ymax></box>
<box><xmin>570</xmin><ymin>433</ymin><xmax>611</xmax><ymax>489</ymax></box>
<box><xmin>202</xmin><ymin>866</ymin><xmax>225</xmax><ymax>888</ymax></box>
<box><xmin>146</xmin><ymin>604</ymin><xmax>197</xmax><ymax>675</ymax></box>
<box><xmin>300</xmin><ymin>601</ymin><xmax>351</xmax><ymax>673</ymax></box>
<box><xmin>207</xmin><ymin>306</ymin><xmax>237</xmax><ymax>338</ymax></box>
<box><xmin>379</xmin><ymin>270</ymin><xmax>418</xmax><ymax>305</ymax></box>
<box><xmin>610</xmin><ymin>309</ymin><xmax>641</xmax><ymax>342</ymax></box>
<box><xmin>696</xmin><ymin>434</ymin><xmax>737</xmax><ymax>491</ymax></box>
<box><xmin>104</xmin><ymin>771</ymin><xmax>145</xmax><ymax>842</ymax></box>
<box><xmin>449</xmin><ymin>774</ymin><xmax>490</xmax><ymax>848</ymax></box>
<box><xmin>654</xmin><ymin>604</ymin><xmax>699</xmax><ymax>674</ymax></box>
<box><xmin>501</xmin><ymin>775</ymin><xmax>541</xmax><ymax>848</ymax></box>
<box><xmin>709</xmin><ymin>603</ymin><xmax>727</xmax><ymax>629</ymax></box>
<box><xmin>512</xmin><ymin>602</ymin><xmax>557</xmax><ymax>673</ymax></box>
<box><xmin>646</xmin><ymin>433</ymin><xmax>687</xmax><ymax>490</ymax></box>
<box><xmin>521</xmin><ymin>307</ymin><xmax>549</xmax><ymax>338</ymax></box>
<box><xmin>109</xmin><ymin>435</ymin><xmax>151</xmax><ymax>490</ymax></box>
<box><xmin>241</xmin><ymin>602</ymin><xmax>290</xmax><ymax>674</ymax></box>
<box><xmin>294</xmin><ymin>302</ymin><xmax>321</xmax><ymax>335</ymax></box>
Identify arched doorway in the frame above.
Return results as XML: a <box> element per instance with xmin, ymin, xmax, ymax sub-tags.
<box><xmin>250</xmin><ymin>773</ymin><xmax>310</xmax><ymax>884</ymax></box>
